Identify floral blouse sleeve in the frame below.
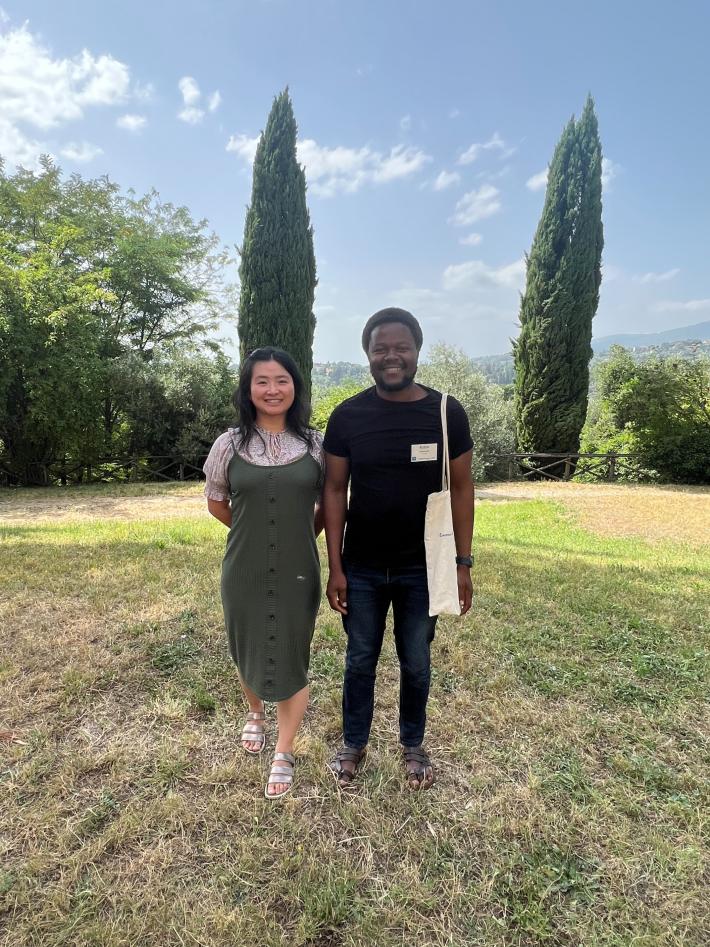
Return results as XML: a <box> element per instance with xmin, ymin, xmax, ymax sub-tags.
<box><xmin>202</xmin><ymin>431</ymin><xmax>235</xmax><ymax>501</ymax></box>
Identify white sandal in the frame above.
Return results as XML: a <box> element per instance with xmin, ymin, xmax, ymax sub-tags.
<box><xmin>265</xmin><ymin>752</ymin><xmax>295</xmax><ymax>799</ymax></box>
<box><xmin>241</xmin><ymin>710</ymin><xmax>266</xmax><ymax>755</ymax></box>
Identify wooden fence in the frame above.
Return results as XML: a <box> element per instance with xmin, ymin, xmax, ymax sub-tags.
<box><xmin>490</xmin><ymin>452</ymin><xmax>644</xmax><ymax>482</ymax></box>
<box><xmin>2</xmin><ymin>451</ymin><xmax>644</xmax><ymax>487</ymax></box>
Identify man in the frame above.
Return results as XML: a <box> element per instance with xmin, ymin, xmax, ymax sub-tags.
<box><xmin>323</xmin><ymin>307</ymin><xmax>474</xmax><ymax>790</ymax></box>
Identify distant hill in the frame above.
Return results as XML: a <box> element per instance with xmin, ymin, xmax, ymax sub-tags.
<box><xmin>313</xmin><ymin>327</ymin><xmax>710</xmax><ymax>392</ymax></box>
<box><xmin>592</xmin><ymin>321</ymin><xmax>710</xmax><ymax>353</ymax></box>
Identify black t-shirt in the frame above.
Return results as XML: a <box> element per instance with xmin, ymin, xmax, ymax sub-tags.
<box><xmin>323</xmin><ymin>385</ymin><xmax>473</xmax><ymax>568</ymax></box>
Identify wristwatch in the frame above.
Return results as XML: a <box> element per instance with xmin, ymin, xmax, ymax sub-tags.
<box><xmin>455</xmin><ymin>555</ymin><xmax>473</xmax><ymax>568</ymax></box>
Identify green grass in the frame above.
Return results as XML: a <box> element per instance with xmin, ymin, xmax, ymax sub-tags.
<box><xmin>0</xmin><ymin>492</ymin><xmax>708</xmax><ymax>946</ymax></box>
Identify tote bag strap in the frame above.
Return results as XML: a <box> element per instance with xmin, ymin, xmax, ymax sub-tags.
<box><xmin>440</xmin><ymin>394</ymin><xmax>451</xmax><ymax>491</ymax></box>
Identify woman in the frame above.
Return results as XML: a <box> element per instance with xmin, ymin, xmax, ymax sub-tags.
<box><xmin>203</xmin><ymin>347</ymin><xmax>324</xmax><ymax>798</ymax></box>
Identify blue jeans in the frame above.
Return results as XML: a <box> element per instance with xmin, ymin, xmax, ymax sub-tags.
<box><xmin>342</xmin><ymin>563</ymin><xmax>437</xmax><ymax>749</ymax></box>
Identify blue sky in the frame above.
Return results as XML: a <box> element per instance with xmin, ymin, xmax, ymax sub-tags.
<box><xmin>1</xmin><ymin>1</ymin><xmax>708</xmax><ymax>361</ymax></box>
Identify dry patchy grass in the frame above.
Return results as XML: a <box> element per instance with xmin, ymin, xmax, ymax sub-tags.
<box><xmin>0</xmin><ymin>485</ymin><xmax>708</xmax><ymax>946</ymax></box>
<box><xmin>478</xmin><ymin>481</ymin><xmax>710</xmax><ymax>547</ymax></box>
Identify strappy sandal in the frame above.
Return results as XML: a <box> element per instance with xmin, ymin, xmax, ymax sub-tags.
<box><xmin>328</xmin><ymin>745</ymin><xmax>366</xmax><ymax>789</ymax></box>
<box><xmin>241</xmin><ymin>710</ymin><xmax>266</xmax><ymax>755</ymax></box>
<box><xmin>265</xmin><ymin>752</ymin><xmax>295</xmax><ymax>799</ymax></box>
<box><xmin>402</xmin><ymin>745</ymin><xmax>435</xmax><ymax>790</ymax></box>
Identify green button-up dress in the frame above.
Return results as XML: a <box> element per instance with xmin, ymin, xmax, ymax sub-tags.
<box><xmin>221</xmin><ymin>449</ymin><xmax>322</xmax><ymax>702</ymax></box>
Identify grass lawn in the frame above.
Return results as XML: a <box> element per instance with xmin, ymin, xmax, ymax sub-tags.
<box><xmin>1</xmin><ymin>484</ymin><xmax>708</xmax><ymax>946</ymax></box>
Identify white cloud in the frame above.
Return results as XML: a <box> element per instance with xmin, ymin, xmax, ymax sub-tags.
<box><xmin>399</xmin><ymin>114</ymin><xmax>412</xmax><ymax>132</ymax></box>
<box><xmin>459</xmin><ymin>232</ymin><xmax>483</xmax><ymax>246</ymax></box>
<box><xmin>59</xmin><ymin>141</ymin><xmax>103</xmax><ymax>162</ymax></box>
<box><xmin>227</xmin><ymin>133</ymin><xmax>431</xmax><ymax>197</ymax></box>
<box><xmin>449</xmin><ymin>185</ymin><xmax>501</xmax><ymax>226</ymax></box>
<box><xmin>457</xmin><ymin>132</ymin><xmax>507</xmax><ymax>165</ymax></box>
<box><xmin>526</xmin><ymin>167</ymin><xmax>548</xmax><ymax>192</ymax></box>
<box><xmin>653</xmin><ymin>299</ymin><xmax>710</xmax><ymax>313</ymax></box>
<box><xmin>116</xmin><ymin>113</ymin><xmax>146</xmax><ymax>132</ymax></box>
<box><xmin>177</xmin><ymin>76</ymin><xmax>220</xmax><ymax>124</ymax></box>
<box><xmin>178</xmin><ymin>76</ymin><xmax>200</xmax><ymax>105</ymax></box>
<box><xmin>0</xmin><ymin>118</ymin><xmax>45</xmax><ymax>168</ymax></box>
<box><xmin>226</xmin><ymin>133</ymin><xmax>259</xmax><ymax>163</ymax></box>
<box><xmin>634</xmin><ymin>268</ymin><xmax>680</xmax><ymax>284</ymax></box>
<box><xmin>448</xmin><ymin>107</ymin><xmax>460</xmax><ymax>119</ymax></box>
<box><xmin>443</xmin><ymin>258</ymin><xmax>525</xmax><ymax>292</ymax></box>
<box><xmin>371</xmin><ymin>144</ymin><xmax>430</xmax><ymax>184</ymax></box>
<box><xmin>0</xmin><ymin>25</ymin><xmax>130</xmax><ymax>130</ymax></box>
<box><xmin>433</xmin><ymin>169</ymin><xmax>460</xmax><ymax>191</ymax></box>
<box><xmin>179</xmin><ymin>106</ymin><xmax>204</xmax><ymax>124</ymax></box>
<box><xmin>0</xmin><ymin>19</ymin><xmax>145</xmax><ymax>167</ymax></box>
<box><xmin>602</xmin><ymin>157</ymin><xmax>620</xmax><ymax>190</ymax></box>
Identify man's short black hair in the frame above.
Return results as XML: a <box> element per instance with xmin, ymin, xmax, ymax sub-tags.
<box><xmin>361</xmin><ymin>307</ymin><xmax>423</xmax><ymax>352</ymax></box>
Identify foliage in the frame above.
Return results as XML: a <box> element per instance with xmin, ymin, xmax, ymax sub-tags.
<box><xmin>514</xmin><ymin>96</ymin><xmax>604</xmax><ymax>456</ymax></box>
<box><xmin>418</xmin><ymin>343</ymin><xmax>515</xmax><ymax>480</ymax></box>
<box><xmin>311</xmin><ymin>381</ymin><xmax>369</xmax><ymax>431</ymax></box>
<box><xmin>237</xmin><ymin>89</ymin><xmax>317</xmax><ymax>396</ymax></box>
<box><xmin>0</xmin><ymin>160</ymin><xmax>234</xmax><ymax>484</ymax></box>
<box><xmin>582</xmin><ymin>346</ymin><xmax>710</xmax><ymax>483</ymax></box>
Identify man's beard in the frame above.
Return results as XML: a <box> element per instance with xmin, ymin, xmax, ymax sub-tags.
<box><xmin>376</xmin><ymin>371</ymin><xmax>416</xmax><ymax>392</ymax></box>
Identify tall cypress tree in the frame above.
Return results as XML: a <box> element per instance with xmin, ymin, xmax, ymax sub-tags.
<box><xmin>513</xmin><ymin>96</ymin><xmax>604</xmax><ymax>459</ymax></box>
<box><xmin>237</xmin><ymin>89</ymin><xmax>316</xmax><ymax>395</ymax></box>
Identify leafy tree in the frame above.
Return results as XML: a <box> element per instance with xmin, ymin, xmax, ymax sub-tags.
<box><xmin>418</xmin><ymin>344</ymin><xmax>515</xmax><ymax>481</ymax></box>
<box><xmin>237</xmin><ymin>89</ymin><xmax>316</xmax><ymax>395</ymax></box>
<box><xmin>0</xmin><ymin>160</ymin><xmax>233</xmax><ymax>483</ymax></box>
<box><xmin>311</xmin><ymin>381</ymin><xmax>369</xmax><ymax>432</ymax></box>
<box><xmin>582</xmin><ymin>346</ymin><xmax>710</xmax><ymax>483</ymax></box>
<box><xmin>514</xmin><ymin>96</ymin><xmax>604</xmax><ymax>460</ymax></box>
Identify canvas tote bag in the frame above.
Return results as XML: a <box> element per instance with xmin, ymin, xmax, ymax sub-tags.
<box><xmin>424</xmin><ymin>394</ymin><xmax>461</xmax><ymax>616</ymax></box>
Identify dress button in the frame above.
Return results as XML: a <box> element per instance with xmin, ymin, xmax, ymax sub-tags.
<box><xmin>269</xmin><ymin>614</ymin><xmax>275</xmax><ymax>620</ymax></box>
<box><xmin>270</xmin><ymin>544</ymin><xmax>276</xmax><ymax>550</ymax></box>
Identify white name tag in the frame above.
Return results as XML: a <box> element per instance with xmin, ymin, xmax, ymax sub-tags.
<box><xmin>411</xmin><ymin>443</ymin><xmax>438</xmax><ymax>463</ymax></box>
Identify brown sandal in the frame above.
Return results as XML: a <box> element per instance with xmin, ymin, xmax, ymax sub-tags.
<box><xmin>328</xmin><ymin>745</ymin><xmax>366</xmax><ymax>788</ymax></box>
<box><xmin>402</xmin><ymin>745</ymin><xmax>434</xmax><ymax>790</ymax></box>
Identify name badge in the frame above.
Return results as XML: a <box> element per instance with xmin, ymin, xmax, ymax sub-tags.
<box><xmin>411</xmin><ymin>443</ymin><xmax>438</xmax><ymax>463</ymax></box>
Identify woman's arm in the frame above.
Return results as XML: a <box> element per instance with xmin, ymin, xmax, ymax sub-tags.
<box><xmin>207</xmin><ymin>497</ymin><xmax>232</xmax><ymax>528</ymax></box>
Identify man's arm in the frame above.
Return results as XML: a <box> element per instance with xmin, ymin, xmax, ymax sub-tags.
<box><xmin>207</xmin><ymin>497</ymin><xmax>232</xmax><ymax>528</ymax></box>
<box><xmin>449</xmin><ymin>449</ymin><xmax>474</xmax><ymax>615</ymax></box>
<box><xmin>323</xmin><ymin>452</ymin><xmax>350</xmax><ymax>615</ymax></box>
<box><xmin>314</xmin><ymin>498</ymin><xmax>324</xmax><ymax>537</ymax></box>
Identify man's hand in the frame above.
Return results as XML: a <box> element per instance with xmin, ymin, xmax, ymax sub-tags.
<box><xmin>326</xmin><ymin>568</ymin><xmax>348</xmax><ymax>615</ymax></box>
<box><xmin>457</xmin><ymin>564</ymin><xmax>473</xmax><ymax>615</ymax></box>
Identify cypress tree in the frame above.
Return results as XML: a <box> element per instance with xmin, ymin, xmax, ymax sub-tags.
<box><xmin>513</xmin><ymin>96</ymin><xmax>604</xmax><ymax>460</ymax></box>
<box><xmin>237</xmin><ymin>89</ymin><xmax>317</xmax><ymax>395</ymax></box>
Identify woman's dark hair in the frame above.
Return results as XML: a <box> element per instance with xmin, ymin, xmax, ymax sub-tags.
<box><xmin>232</xmin><ymin>346</ymin><xmax>314</xmax><ymax>451</ymax></box>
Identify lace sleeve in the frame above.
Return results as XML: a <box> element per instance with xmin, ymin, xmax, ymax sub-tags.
<box><xmin>310</xmin><ymin>430</ymin><xmax>325</xmax><ymax>474</ymax></box>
